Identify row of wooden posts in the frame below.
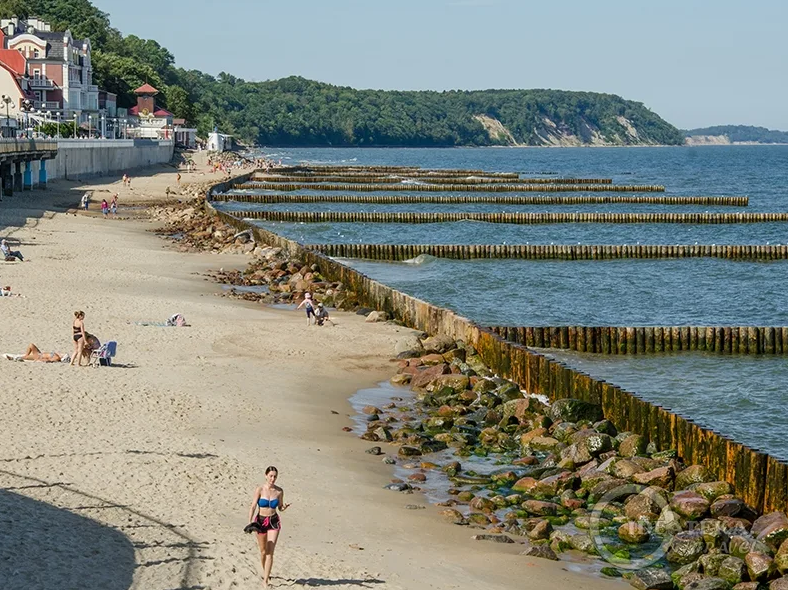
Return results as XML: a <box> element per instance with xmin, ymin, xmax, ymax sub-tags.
<box><xmin>237</xmin><ymin>181</ymin><xmax>666</xmax><ymax>193</ymax></box>
<box><xmin>216</xmin><ymin>193</ymin><xmax>748</xmax><ymax>206</ymax></box>
<box><xmin>206</xmin><ymin>175</ymin><xmax>788</xmax><ymax>515</ymax></box>
<box><xmin>252</xmin><ymin>175</ymin><xmax>614</xmax><ymax>185</ymax></box>
<box><xmin>491</xmin><ymin>325</ymin><xmax>788</xmax><ymax>354</ymax></box>
<box><xmin>232</xmin><ymin>210</ymin><xmax>788</xmax><ymax>224</ymax></box>
<box><xmin>276</xmin><ymin>165</ymin><xmax>519</xmax><ymax>177</ymax></box>
<box><xmin>306</xmin><ymin>243</ymin><xmax>788</xmax><ymax>261</ymax></box>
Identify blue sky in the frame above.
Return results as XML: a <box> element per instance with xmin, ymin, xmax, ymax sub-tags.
<box><xmin>93</xmin><ymin>0</ymin><xmax>787</xmax><ymax>130</ymax></box>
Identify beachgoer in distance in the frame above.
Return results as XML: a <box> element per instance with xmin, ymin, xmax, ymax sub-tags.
<box><xmin>81</xmin><ymin>192</ymin><xmax>90</xmax><ymax>210</ymax></box>
<box><xmin>295</xmin><ymin>293</ymin><xmax>316</xmax><ymax>325</ymax></box>
<box><xmin>314</xmin><ymin>302</ymin><xmax>335</xmax><ymax>326</ymax></box>
<box><xmin>4</xmin><ymin>344</ymin><xmax>67</xmax><ymax>363</ymax></box>
<box><xmin>122</xmin><ymin>173</ymin><xmax>128</xmax><ymax>187</ymax></box>
<box><xmin>1</xmin><ymin>239</ymin><xmax>24</xmax><ymax>261</ymax></box>
<box><xmin>110</xmin><ymin>194</ymin><xmax>118</xmax><ymax>215</ymax></box>
<box><xmin>71</xmin><ymin>311</ymin><xmax>87</xmax><ymax>366</ymax></box>
<box><xmin>1</xmin><ymin>285</ymin><xmax>23</xmax><ymax>297</ymax></box>
<box><xmin>246</xmin><ymin>466</ymin><xmax>290</xmax><ymax>587</ymax></box>
<box><xmin>101</xmin><ymin>199</ymin><xmax>109</xmax><ymax>217</ymax></box>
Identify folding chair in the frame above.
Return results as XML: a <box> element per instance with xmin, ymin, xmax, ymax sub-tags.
<box><xmin>89</xmin><ymin>341</ymin><xmax>117</xmax><ymax>367</ymax></box>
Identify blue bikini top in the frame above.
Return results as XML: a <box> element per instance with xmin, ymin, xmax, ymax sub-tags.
<box><xmin>258</xmin><ymin>497</ymin><xmax>279</xmax><ymax>509</ymax></box>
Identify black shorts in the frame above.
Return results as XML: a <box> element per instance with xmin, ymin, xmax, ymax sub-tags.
<box><xmin>256</xmin><ymin>513</ymin><xmax>281</xmax><ymax>534</ymax></box>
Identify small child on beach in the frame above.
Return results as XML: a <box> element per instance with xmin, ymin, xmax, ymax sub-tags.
<box><xmin>101</xmin><ymin>199</ymin><xmax>109</xmax><ymax>217</ymax></box>
<box><xmin>296</xmin><ymin>293</ymin><xmax>317</xmax><ymax>326</ymax></box>
<box><xmin>314</xmin><ymin>303</ymin><xmax>335</xmax><ymax>326</ymax></box>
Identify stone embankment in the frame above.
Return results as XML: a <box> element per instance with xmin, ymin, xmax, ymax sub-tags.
<box><xmin>148</xmin><ymin>201</ymin><xmax>355</xmax><ymax>308</ymax></box>
<box><xmin>362</xmin><ymin>333</ymin><xmax>788</xmax><ymax>590</ymax></box>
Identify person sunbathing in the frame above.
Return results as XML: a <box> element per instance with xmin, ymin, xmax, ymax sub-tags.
<box><xmin>4</xmin><ymin>344</ymin><xmax>68</xmax><ymax>363</ymax></box>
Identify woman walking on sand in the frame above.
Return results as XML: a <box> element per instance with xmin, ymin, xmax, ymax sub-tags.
<box><xmin>71</xmin><ymin>311</ymin><xmax>87</xmax><ymax>366</ymax></box>
<box><xmin>246</xmin><ymin>466</ymin><xmax>290</xmax><ymax>587</ymax></box>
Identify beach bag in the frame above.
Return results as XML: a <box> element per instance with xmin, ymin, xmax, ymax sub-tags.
<box><xmin>167</xmin><ymin>313</ymin><xmax>187</xmax><ymax>327</ymax></box>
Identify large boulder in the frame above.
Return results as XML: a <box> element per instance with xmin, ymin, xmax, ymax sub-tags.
<box><xmin>619</xmin><ymin>434</ymin><xmax>648</xmax><ymax>458</ymax></box>
<box><xmin>633</xmin><ymin>466</ymin><xmax>675</xmax><ymax>489</ymax></box>
<box><xmin>753</xmin><ymin>512</ymin><xmax>788</xmax><ymax>550</ymax></box>
<box><xmin>549</xmin><ymin>398</ymin><xmax>603</xmax><ymax>423</ymax></box>
<box><xmin>410</xmin><ymin>364</ymin><xmax>451</xmax><ymax>388</ymax></box>
<box><xmin>619</xmin><ymin>521</ymin><xmax>651</xmax><ymax>544</ymax></box>
<box><xmin>570</xmin><ymin>430</ymin><xmax>614</xmax><ymax>457</ymax></box>
<box><xmin>667</xmin><ymin>530</ymin><xmax>707</xmax><ymax>564</ymax></box>
<box><xmin>670</xmin><ymin>491</ymin><xmax>711</xmax><ymax>520</ymax></box>
<box><xmin>675</xmin><ymin>465</ymin><xmax>716</xmax><ymax>490</ymax></box>
<box><xmin>627</xmin><ymin>568</ymin><xmax>674</xmax><ymax>590</ymax></box>
<box><xmin>421</xmin><ymin>335</ymin><xmax>456</xmax><ymax>354</ymax></box>
<box><xmin>776</xmin><ymin>539</ymin><xmax>788</xmax><ymax>574</ymax></box>
<box><xmin>745</xmin><ymin>552</ymin><xmax>775</xmax><ymax>581</ymax></box>
<box><xmin>717</xmin><ymin>556</ymin><xmax>747</xmax><ymax>586</ymax></box>
<box><xmin>520</xmin><ymin>545</ymin><xmax>558</xmax><ymax>561</ymax></box>
<box><xmin>394</xmin><ymin>335</ymin><xmax>424</xmax><ymax>355</ymax></box>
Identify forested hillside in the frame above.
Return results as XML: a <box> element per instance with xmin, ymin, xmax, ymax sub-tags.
<box><xmin>0</xmin><ymin>0</ymin><xmax>685</xmax><ymax>147</ymax></box>
<box><xmin>684</xmin><ymin>125</ymin><xmax>788</xmax><ymax>144</ymax></box>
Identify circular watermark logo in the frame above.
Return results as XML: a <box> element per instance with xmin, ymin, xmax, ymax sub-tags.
<box><xmin>588</xmin><ymin>484</ymin><xmax>675</xmax><ymax>570</ymax></box>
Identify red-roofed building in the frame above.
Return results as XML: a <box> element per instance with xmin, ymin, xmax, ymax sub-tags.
<box><xmin>0</xmin><ymin>17</ymin><xmax>109</xmax><ymax>133</ymax></box>
<box><xmin>126</xmin><ymin>82</ymin><xmax>194</xmax><ymax>145</ymax></box>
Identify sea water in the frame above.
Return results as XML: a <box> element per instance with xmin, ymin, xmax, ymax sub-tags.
<box><xmin>221</xmin><ymin>145</ymin><xmax>788</xmax><ymax>455</ymax></box>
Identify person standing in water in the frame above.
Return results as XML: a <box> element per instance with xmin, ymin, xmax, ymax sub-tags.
<box><xmin>246</xmin><ymin>466</ymin><xmax>290</xmax><ymax>587</ymax></box>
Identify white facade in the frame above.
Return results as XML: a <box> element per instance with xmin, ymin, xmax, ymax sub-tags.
<box><xmin>207</xmin><ymin>132</ymin><xmax>231</xmax><ymax>152</ymax></box>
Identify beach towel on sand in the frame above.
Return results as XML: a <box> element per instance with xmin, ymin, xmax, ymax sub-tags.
<box><xmin>132</xmin><ymin>314</ymin><xmax>187</xmax><ymax>327</ymax></box>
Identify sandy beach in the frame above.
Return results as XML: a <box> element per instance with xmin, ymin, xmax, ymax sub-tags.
<box><xmin>0</xmin><ymin>158</ymin><xmax>622</xmax><ymax>589</ymax></box>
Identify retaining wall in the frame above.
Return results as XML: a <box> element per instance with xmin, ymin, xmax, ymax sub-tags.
<box><xmin>491</xmin><ymin>325</ymin><xmax>788</xmax><ymax>354</ymax></box>
<box><xmin>306</xmin><ymin>243</ymin><xmax>786</xmax><ymax>261</ymax></box>
<box><xmin>216</xmin><ymin>194</ymin><xmax>748</xmax><ymax>206</ymax></box>
<box><xmin>231</xmin><ymin>210</ymin><xmax>788</xmax><ymax>225</ymax></box>
<box><xmin>44</xmin><ymin>139</ymin><xmax>175</xmax><ymax>181</ymax></box>
<box><xmin>206</xmin><ymin>173</ymin><xmax>788</xmax><ymax>515</ymax></box>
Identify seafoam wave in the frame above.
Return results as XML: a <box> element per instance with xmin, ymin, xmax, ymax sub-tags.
<box><xmin>403</xmin><ymin>254</ymin><xmax>436</xmax><ymax>265</ymax></box>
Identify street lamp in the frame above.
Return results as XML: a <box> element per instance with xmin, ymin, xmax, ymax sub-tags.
<box><xmin>73</xmin><ymin>112</ymin><xmax>78</xmax><ymax>138</ymax></box>
<box><xmin>19</xmin><ymin>98</ymin><xmax>34</xmax><ymax>139</ymax></box>
<box><xmin>0</xmin><ymin>95</ymin><xmax>14</xmax><ymax>138</ymax></box>
<box><xmin>88</xmin><ymin>114</ymin><xmax>93</xmax><ymax>138</ymax></box>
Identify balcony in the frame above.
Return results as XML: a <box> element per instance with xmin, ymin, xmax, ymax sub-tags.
<box><xmin>33</xmin><ymin>101</ymin><xmax>61</xmax><ymax>110</ymax></box>
<box><xmin>29</xmin><ymin>77</ymin><xmax>55</xmax><ymax>88</ymax></box>
<box><xmin>88</xmin><ymin>84</ymin><xmax>99</xmax><ymax>92</ymax></box>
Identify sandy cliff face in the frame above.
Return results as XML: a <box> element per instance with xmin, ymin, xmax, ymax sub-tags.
<box><xmin>474</xmin><ymin>114</ymin><xmax>659</xmax><ymax>146</ymax></box>
<box><xmin>685</xmin><ymin>134</ymin><xmax>732</xmax><ymax>146</ymax></box>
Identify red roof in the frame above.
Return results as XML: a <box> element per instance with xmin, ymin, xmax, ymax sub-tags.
<box><xmin>129</xmin><ymin>104</ymin><xmax>173</xmax><ymax>118</ymax></box>
<box><xmin>133</xmin><ymin>83</ymin><xmax>159</xmax><ymax>95</ymax></box>
<box><xmin>0</xmin><ymin>49</ymin><xmax>26</xmax><ymax>76</ymax></box>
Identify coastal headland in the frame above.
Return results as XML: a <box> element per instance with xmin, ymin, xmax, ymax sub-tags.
<box><xmin>0</xmin><ymin>157</ymin><xmax>622</xmax><ymax>588</ymax></box>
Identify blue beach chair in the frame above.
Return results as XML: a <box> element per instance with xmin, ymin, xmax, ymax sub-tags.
<box><xmin>90</xmin><ymin>341</ymin><xmax>117</xmax><ymax>367</ymax></box>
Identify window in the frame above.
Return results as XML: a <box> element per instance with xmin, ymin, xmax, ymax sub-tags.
<box><xmin>34</xmin><ymin>91</ymin><xmax>41</xmax><ymax>101</ymax></box>
<box><xmin>33</xmin><ymin>49</ymin><xmax>40</xmax><ymax>58</ymax></box>
<box><xmin>33</xmin><ymin>69</ymin><xmax>40</xmax><ymax>78</ymax></box>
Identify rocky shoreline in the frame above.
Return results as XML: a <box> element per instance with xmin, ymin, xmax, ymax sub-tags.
<box><xmin>361</xmin><ymin>334</ymin><xmax>788</xmax><ymax>590</ymax></box>
<box><xmin>148</xmin><ymin>201</ymin><xmax>788</xmax><ymax>590</ymax></box>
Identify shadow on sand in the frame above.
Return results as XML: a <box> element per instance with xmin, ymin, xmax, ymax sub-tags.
<box><xmin>0</xmin><ymin>488</ymin><xmax>135</xmax><ymax>589</ymax></box>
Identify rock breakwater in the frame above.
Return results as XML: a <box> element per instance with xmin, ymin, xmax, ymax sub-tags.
<box><xmin>361</xmin><ymin>334</ymin><xmax>788</xmax><ymax>589</ymax></box>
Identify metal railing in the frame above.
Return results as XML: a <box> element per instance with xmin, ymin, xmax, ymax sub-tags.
<box><xmin>0</xmin><ymin>139</ymin><xmax>58</xmax><ymax>154</ymax></box>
